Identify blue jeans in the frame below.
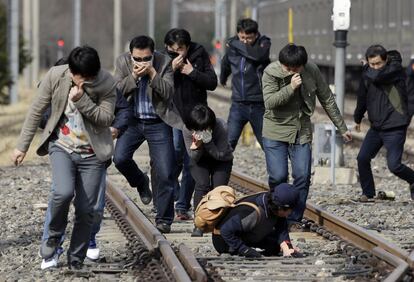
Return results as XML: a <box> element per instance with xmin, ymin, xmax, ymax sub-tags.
<box><xmin>227</xmin><ymin>101</ymin><xmax>265</xmax><ymax>150</ymax></box>
<box><xmin>42</xmin><ymin>171</ymin><xmax>106</xmax><ymax>246</ymax></box>
<box><xmin>263</xmin><ymin>137</ymin><xmax>311</xmax><ymax>224</ymax></box>
<box><xmin>173</xmin><ymin>128</ymin><xmax>195</xmax><ymax>212</ymax></box>
<box><xmin>113</xmin><ymin>118</ymin><xmax>176</xmax><ymax>225</ymax></box>
<box><xmin>357</xmin><ymin>127</ymin><xmax>414</xmax><ymax>197</ymax></box>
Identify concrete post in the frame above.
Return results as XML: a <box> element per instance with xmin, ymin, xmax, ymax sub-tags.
<box><xmin>23</xmin><ymin>0</ymin><xmax>32</xmax><ymax>88</ymax></box>
<box><xmin>114</xmin><ymin>0</ymin><xmax>122</xmax><ymax>67</ymax></box>
<box><xmin>8</xmin><ymin>0</ymin><xmax>19</xmax><ymax>104</ymax></box>
<box><xmin>73</xmin><ymin>0</ymin><xmax>81</xmax><ymax>47</ymax></box>
<box><xmin>148</xmin><ymin>0</ymin><xmax>155</xmax><ymax>38</ymax></box>
<box><xmin>31</xmin><ymin>0</ymin><xmax>39</xmax><ymax>86</ymax></box>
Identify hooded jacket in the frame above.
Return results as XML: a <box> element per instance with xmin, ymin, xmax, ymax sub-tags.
<box><xmin>406</xmin><ymin>59</ymin><xmax>414</xmax><ymax>117</ymax></box>
<box><xmin>17</xmin><ymin>65</ymin><xmax>117</xmax><ymax>161</ymax></box>
<box><xmin>166</xmin><ymin>42</ymin><xmax>217</xmax><ymax>118</ymax></box>
<box><xmin>262</xmin><ymin>61</ymin><xmax>347</xmax><ymax>144</ymax></box>
<box><xmin>220</xmin><ymin>34</ymin><xmax>271</xmax><ymax>102</ymax></box>
<box><xmin>354</xmin><ymin>59</ymin><xmax>409</xmax><ymax>130</ymax></box>
<box><xmin>215</xmin><ymin>192</ymin><xmax>290</xmax><ymax>254</ymax></box>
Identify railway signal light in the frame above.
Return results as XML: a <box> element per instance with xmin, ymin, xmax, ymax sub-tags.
<box><xmin>57</xmin><ymin>38</ymin><xmax>65</xmax><ymax>48</ymax></box>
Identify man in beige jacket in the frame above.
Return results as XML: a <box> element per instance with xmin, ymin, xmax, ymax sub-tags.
<box><xmin>11</xmin><ymin>46</ymin><xmax>116</xmax><ymax>270</ymax></box>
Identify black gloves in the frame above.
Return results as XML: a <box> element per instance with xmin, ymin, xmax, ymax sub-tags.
<box><xmin>239</xmin><ymin>247</ymin><xmax>262</xmax><ymax>258</ymax></box>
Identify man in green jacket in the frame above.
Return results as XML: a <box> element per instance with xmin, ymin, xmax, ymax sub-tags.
<box><xmin>261</xmin><ymin>44</ymin><xmax>352</xmax><ymax>229</ymax></box>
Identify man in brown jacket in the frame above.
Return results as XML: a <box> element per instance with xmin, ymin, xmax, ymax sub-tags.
<box><xmin>113</xmin><ymin>35</ymin><xmax>181</xmax><ymax>233</ymax></box>
<box><xmin>12</xmin><ymin>46</ymin><xmax>116</xmax><ymax>269</ymax></box>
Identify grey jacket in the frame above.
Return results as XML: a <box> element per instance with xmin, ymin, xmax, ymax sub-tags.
<box><xmin>17</xmin><ymin>65</ymin><xmax>117</xmax><ymax>161</ymax></box>
<box><xmin>114</xmin><ymin>51</ymin><xmax>182</xmax><ymax>129</ymax></box>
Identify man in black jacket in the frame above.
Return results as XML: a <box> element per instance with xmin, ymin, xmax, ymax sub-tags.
<box><xmin>354</xmin><ymin>45</ymin><xmax>414</xmax><ymax>201</ymax></box>
<box><xmin>212</xmin><ymin>183</ymin><xmax>301</xmax><ymax>258</ymax></box>
<box><xmin>164</xmin><ymin>28</ymin><xmax>217</xmax><ymax>222</ymax></box>
<box><xmin>220</xmin><ymin>18</ymin><xmax>271</xmax><ymax>149</ymax></box>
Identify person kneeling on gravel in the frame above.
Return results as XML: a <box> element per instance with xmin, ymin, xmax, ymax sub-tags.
<box><xmin>212</xmin><ymin>183</ymin><xmax>303</xmax><ymax>258</ymax></box>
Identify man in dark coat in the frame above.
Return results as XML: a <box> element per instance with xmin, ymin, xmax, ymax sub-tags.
<box><xmin>220</xmin><ymin>18</ymin><xmax>271</xmax><ymax>149</ymax></box>
<box><xmin>354</xmin><ymin>45</ymin><xmax>414</xmax><ymax>201</ymax></box>
<box><xmin>164</xmin><ymin>28</ymin><xmax>217</xmax><ymax>222</ymax></box>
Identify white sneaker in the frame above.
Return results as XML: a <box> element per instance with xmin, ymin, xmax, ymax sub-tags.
<box><xmin>86</xmin><ymin>247</ymin><xmax>100</xmax><ymax>260</ymax></box>
<box><xmin>40</xmin><ymin>253</ymin><xmax>59</xmax><ymax>270</ymax></box>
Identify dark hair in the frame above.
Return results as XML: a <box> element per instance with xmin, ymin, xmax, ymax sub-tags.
<box><xmin>68</xmin><ymin>46</ymin><xmax>100</xmax><ymax>78</ymax></box>
<box><xmin>365</xmin><ymin>44</ymin><xmax>387</xmax><ymax>61</ymax></box>
<box><xmin>236</xmin><ymin>18</ymin><xmax>258</xmax><ymax>34</ymax></box>
<box><xmin>184</xmin><ymin>104</ymin><xmax>216</xmax><ymax>131</ymax></box>
<box><xmin>279</xmin><ymin>44</ymin><xmax>308</xmax><ymax>68</ymax></box>
<box><xmin>164</xmin><ymin>28</ymin><xmax>191</xmax><ymax>47</ymax></box>
<box><xmin>129</xmin><ymin>35</ymin><xmax>155</xmax><ymax>53</ymax></box>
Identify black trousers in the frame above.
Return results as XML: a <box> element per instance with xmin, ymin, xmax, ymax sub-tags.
<box><xmin>190</xmin><ymin>157</ymin><xmax>233</xmax><ymax>211</ymax></box>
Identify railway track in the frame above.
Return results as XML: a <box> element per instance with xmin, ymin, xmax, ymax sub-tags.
<box><xmin>103</xmin><ymin>170</ymin><xmax>414</xmax><ymax>281</ymax></box>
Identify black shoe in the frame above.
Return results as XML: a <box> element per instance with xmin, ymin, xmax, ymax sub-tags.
<box><xmin>191</xmin><ymin>227</ymin><xmax>203</xmax><ymax>237</ymax></box>
<box><xmin>137</xmin><ymin>174</ymin><xmax>152</xmax><ymax>205</ymax></box>
<box><xmin>156</xmin><ymin>223</ymin><xmax>171</xmax><ymax>234</ymax></box>
<box><xmin>40</xmin><ymin>237</ymin><xmax>60</xmax><ymax>260</ymax></box>
<box><xmin>68</xmin><ymin>260</ymin><xmax>83</xmax><ymax>270</ymax></box>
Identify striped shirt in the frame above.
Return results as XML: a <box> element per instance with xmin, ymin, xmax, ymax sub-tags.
<box><xmin>134</xmin><ymin>75</ymin><xmax>158</xmax><ymax>120</ymax></box>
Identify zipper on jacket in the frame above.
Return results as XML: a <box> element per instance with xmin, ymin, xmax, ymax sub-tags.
<box><xmin>240</xmin><ymin>57</ymin><xmax>246</xmax><ymax>100</ymax></box>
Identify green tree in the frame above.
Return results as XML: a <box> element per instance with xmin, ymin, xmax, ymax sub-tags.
<box><xmin>0</xmin><ymin>2</ymin><xmax>31</xmax><ymax>104</ymax></box>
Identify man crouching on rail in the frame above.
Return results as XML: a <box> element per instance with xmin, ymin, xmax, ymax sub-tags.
<box><xmin>212</xmin><ymin>183</ymin><xmax>302</xmax><ymax>258</ymax></box>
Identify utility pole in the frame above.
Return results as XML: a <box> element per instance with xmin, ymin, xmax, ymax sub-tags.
<box><xmin>114</xmin><ymin>0</ymin><xmax>122</xmax><ymax>67</ymax></box>
<box><xmin>23</xmin><ymin>0</ymin><xmax>32</xmax><ymax>88</ymax></box>
<box><xmin>220</xmin><ymin>0</ymin><xmax>227</xmax><ymax>44</ymax></box>
<box><xmin>7</xmin><ymin>0</ymin><xmax>19</xmax><ymax>104</ymax></box>
<box><xmin>73</xmin><ymin>0</ymin><xmax>81</xmax><ymax>47</ymax></box>
<box><xmin>32</xmin><ymin>0</ymin><xmax>39</xmax><ymax>86</ymax></box>
<box><xmin>148</xmin><ymin>0</ymin><xmax>155</xmax><ymax>38</ymax></box>
<box><xmin>230</xmin><ymin>0</ymin><xmax>237</xmax><ymax>35</ymax></box>
<box><xmin>171</xmin><ymin>0</ymin><xmax>179</xmax><ymax>28</ymax></box>
<box><xmin>251</xmin><ymin>0</ymin><xmax>258</xmax><ymax>21</ymax></box>
<box><xmin>332</xmin><ymin>0</ymin><xmax>351</xmax><ymax>170</ymax></box>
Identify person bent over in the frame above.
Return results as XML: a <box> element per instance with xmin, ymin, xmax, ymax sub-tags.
<box><xmin>213</xmin><ymin>183</ymin><xmax>301</xmax><ymax>258</ymax></box>
<box><xmin>182</xmin><ymin>105</ymin><xmax>233</xmax><ymax>237</ymax></box>
<box><xmin>12</xmin><ymin>46</ymin><xmax>116</xmax><ymax>269</ymax></box>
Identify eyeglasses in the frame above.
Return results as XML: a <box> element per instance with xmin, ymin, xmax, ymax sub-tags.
<box><xmin>131</xmin><ymin>55</ymin><xmax>153</xmax><ymax>62</ymax></box>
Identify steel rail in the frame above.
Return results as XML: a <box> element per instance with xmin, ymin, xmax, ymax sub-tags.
<box><xmin>106</xmin><ymin>181</ymin><xmax>208</xmax><ymax>282</ymax></box>
<box><xmin>230</xmin><ymin>170</ymin><xmax>412</xmax><ymax>280</ymax></box>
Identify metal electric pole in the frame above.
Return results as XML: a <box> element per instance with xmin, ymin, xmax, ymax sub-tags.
<box><xmin>148</xmin><ymin>0</ymin><xmax>155</xmax><ymax>38</ymax></box>
<box><xmin>171</xmin><ymin>0</ymin><xmax>179</xmax><ymax>28</ymax></box>
<box><xmin>114</xmin><ymin>0</ymin><xmax>122</xmax><ymax>67</ymax></box>
<box><xmin>331</xmin><ymin>0</ymin><xmax>351</xmax><ymax>173</ymax></box>
<box><xmin>73</xmin><ymin>0</ymin><xmax>81</xmax><ymax>47</ymax></box>
<box><xmin>7</xmin><ymin>0</ymin><xmax>19</xmax><ymax>104</ymax></box>
<box><xmin>23</xmin><ymin>0</ymin><xmax>32</xmax><ymax>88</ymax></box>
<box><xmin>32</xmin><ymin>0</ymin><xmax>39</xmax><ymax>86</ymax></box>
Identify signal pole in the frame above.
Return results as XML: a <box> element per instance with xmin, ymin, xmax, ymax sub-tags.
<box><xmin>73</xmin><ymin>0</ymin><xmax>81</xmax><ymax>47</ymax></box>
<box><xmin>148</xmin><ymin>0</ymin><xmax>155</xmax><ymax>38</ymax></box>
<box><xmin>114</xmin><ymin>0</ymin><xmax>122</xmax><ymax>67</ymax></box>
<box><xmin>32</xmin><ymin>0</ymin><xmax>39</xmax><ymax>86</ymax></box>
<box><xmin>7</xmin><ymin>0</ymin><xmax>19</xmax><ymax>104</ymax></box>
<box><xmin>23</xmin><ymin>0</ymin><xmax>32</xmax><ymax>88</ymax></box>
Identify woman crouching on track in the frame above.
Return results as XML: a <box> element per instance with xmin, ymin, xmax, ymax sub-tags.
<box><xmin>213</xmin><ymin>183</ymin><xmax>303</xmax><ymax>258</ymax></box>
<box><xmin>182</xmin><ymin>104</ymin><xmax>234</xmax><ymax>237</ymax></box>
